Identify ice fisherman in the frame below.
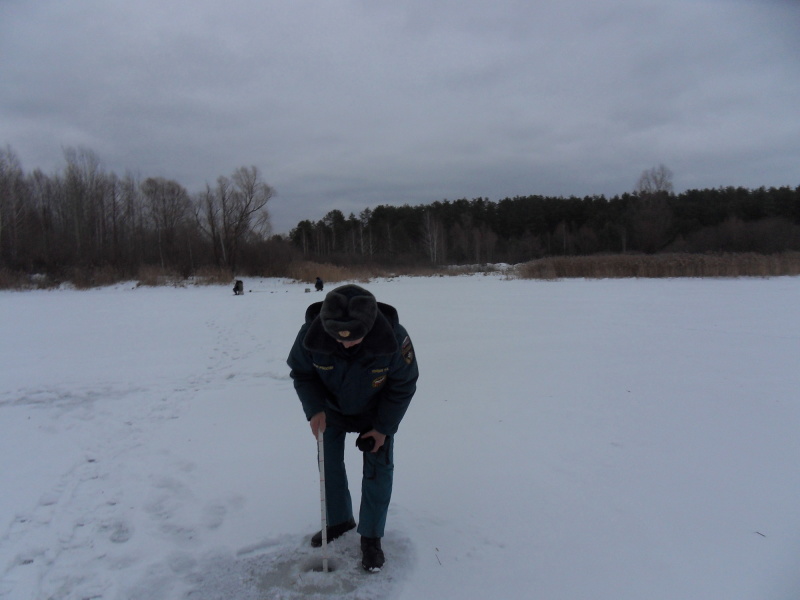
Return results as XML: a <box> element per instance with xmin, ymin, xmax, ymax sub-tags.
<box><xmin>287</xmin><ymin>284</ymin><xmax>418</xmax><ymax>572</ymax></box>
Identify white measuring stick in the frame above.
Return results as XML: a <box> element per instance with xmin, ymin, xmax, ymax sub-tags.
<box><xmin>317</xmin><ymin>428</ymin><xmax>329</xmax><ymax>573</ymax></box>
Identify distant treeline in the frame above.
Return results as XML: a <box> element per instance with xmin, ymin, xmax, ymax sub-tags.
<box><xmin>290</xmin><ymin>186</ymin><xmax>800</xmax><ymax>265</ymax></box>
<box><xmin>2</xmin><ymin>145</ymin><xmax>799</xmax><ymax>285</ymax></box>
<box><xmin>0</xmin><ymin>146</ymin><xmax>290</xmax><ymax>283</ymax></box>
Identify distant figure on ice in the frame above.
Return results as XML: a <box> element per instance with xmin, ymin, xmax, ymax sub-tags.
<box><xmin>233</xmin><ymin>280</ymin><xmax>244</xmax><ymax>295</ymax></box>
<box><xmin>315</xmin><ymin>277</ymin><xmax>324</xmax><ymax>292</ymax></box>
<box><xmin>287</xmin><ymin>284</ymin><xmax>418</xmax><ymax>572</ymax></box>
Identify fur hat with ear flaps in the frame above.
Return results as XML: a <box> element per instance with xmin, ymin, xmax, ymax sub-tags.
<box><xmin>320</xmin><ymin>284</ymin><xmax>378</xmax><ymax>342</ymax></box>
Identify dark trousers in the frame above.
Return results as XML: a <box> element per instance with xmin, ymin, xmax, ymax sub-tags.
<box><xmin>322</xmin><ymin>412</ymin><xmax>394</xmax><ymax>538</ymax></box>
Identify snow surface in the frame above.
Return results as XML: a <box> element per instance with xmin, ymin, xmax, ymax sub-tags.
<box><xmin>1</xmin><ymin>274</ymin><xmax>799</xmax><ymax>599</ymax></box>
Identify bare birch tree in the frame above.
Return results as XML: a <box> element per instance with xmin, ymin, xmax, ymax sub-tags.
<box><xmin>422</xmin><ymin>209</ymin><xmax>444</xmax><ymax>265</ymax></box>
<box><xmin>632</xmin><ymin>164</ymin><xmax>675</xmax><ymax>252</ymax></box>
<box><xmin>0</xmin><ymin>147</ymin><xmax>27</xmax><ymax>266</ymax></box>
<box><xmin>635</xmin><ymin>164</ymin><xmax>674</xmax><ymax>196</ymax></box>
<box><xmin>194</xmin><ymin>166</ymin><xmax>274</xmax><ymax>272</ymax></box>
<box><xmin>141</xmin><ymin>177</ymin><xmax>191</xmax><ymax>269</ymax></box>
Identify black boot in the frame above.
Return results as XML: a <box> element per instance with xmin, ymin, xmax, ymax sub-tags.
<box><xmin>310</xmin><ymin>517</ymin><xmax>356</xmax><ymax>548</ymax></box>
<box><xmin>361</xmin><ymin>536</ymin><xmax>385</xmax><ymax>572</ymax></box>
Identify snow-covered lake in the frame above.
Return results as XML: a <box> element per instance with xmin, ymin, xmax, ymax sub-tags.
<box><xmin>1</xmin><ymin>274</ymin><xmax>799</xmax><ymax>599</ymax></box>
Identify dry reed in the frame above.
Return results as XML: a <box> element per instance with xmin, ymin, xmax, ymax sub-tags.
<box><xmin>515</xmin><ymin>252</ymin><xmax>800</xmax><ymax>280</ymax></box>
<box><xmin>190</xmin><ymin>266</ymin><xmax>236</xmax><ymax>286</ymax></box>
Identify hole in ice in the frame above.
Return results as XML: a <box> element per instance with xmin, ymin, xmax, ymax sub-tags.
<box><xmin>302</xmin><ymin>556</ymin><xmax>339</xmax><ymax>573</ymax></box>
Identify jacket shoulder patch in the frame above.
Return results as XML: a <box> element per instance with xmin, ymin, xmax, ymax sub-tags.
<box><xmin>401</xmin><ymin>335</ymin><xmax>415</xmax><ymax>365</ymax></box>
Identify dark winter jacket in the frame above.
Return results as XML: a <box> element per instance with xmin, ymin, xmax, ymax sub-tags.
<box><xmin>287</xmin><ymin>301</ymin><xmax>418</xmax><ymax>436</ymax></box>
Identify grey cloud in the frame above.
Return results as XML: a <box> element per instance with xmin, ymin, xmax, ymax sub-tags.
<box><xmin>1</xmin><ymin>0</ymin><xmax>798</xmax><ymax>233</ymax></box>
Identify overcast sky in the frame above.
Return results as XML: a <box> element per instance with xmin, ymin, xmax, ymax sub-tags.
<box><xmin>2</xmin><ymin>0</ymin><xmax>798</xmax><ymax>234</ymax></box>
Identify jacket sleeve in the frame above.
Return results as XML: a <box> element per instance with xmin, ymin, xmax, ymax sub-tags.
<box><xmin>375</xmin><ymin>325</ymin><xmax>418</xmax><ymax>436</ymax></box>
<box><xmin>287</xmin><ymin>325</ymin><xmax>328</xmax><ymax>421</ymax></box>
